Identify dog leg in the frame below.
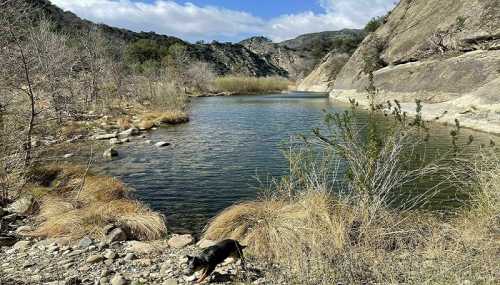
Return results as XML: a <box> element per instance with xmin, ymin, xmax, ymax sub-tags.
<box><xmin>197</xmin><ymin>268</ymin><xmax>208</xmax><ymax>283</ymax></box>
<box><xmin>197</xmin><ymin>265</ymin><xmax>216</xmax><ymax>284</ymax></box>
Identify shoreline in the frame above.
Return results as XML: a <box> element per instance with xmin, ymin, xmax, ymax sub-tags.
<box><xmin>330</xmin><ymin>90</ymin><xmax>500</xmax><ymax>136</ymax></box>
<box><xmin>193</xmin><ymin>90</ymin><xmax>293</xmax><ymax>98</ymax></box>
<box><xmin>0</xmin><ymin>108</ymin><xmax>274</xmax><ymax>284</ymax></box>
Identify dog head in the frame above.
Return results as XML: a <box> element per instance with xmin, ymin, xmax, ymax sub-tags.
<box><xmin>186</xmin><ymin>255</ymin><xmax>205</xmax><ymax>274</ymax></box>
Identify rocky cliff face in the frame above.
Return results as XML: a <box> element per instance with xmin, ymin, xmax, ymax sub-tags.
<box><xmin>189</xmin><ymin>42</ymin><xmax>287</xmax><ymax>77</ymax></box>
<box><xmin>297</xmin><ymin>52</ymin><xmax>351</xmax><ymax>92</ymax></box>
<box><xmin>314</xmin><ymin>0</ymin><xmax>500</xmax><ymax>133</ymax></box>
<box><xmin>239</xmin><ymin>37</ymin><xmax>308</xmax><ymax>79</ymax></box>
<box><xmin>241</xmin><ymin>30</ymin><xmax>364</xmax><ymax>80</ymax></box>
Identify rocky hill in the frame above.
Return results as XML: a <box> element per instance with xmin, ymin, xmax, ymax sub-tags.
<box><xmin>241</xmin><ymin>30</ymin><xmax>364</xmax><ymax>80</ymax></box>
<box><xmin>306</xmin><ymin>0</ymin><xmax>500</xmax><ymax>132</ymax></box>
<box><xmin>26</xmin><ymin>1</ymin><xmax>365</xmax><ymax>79</ymax></box>
<box><xmin>23</xmin><ymin>0</ymin><xmax>286</xmax><ymax>77</ymax></box>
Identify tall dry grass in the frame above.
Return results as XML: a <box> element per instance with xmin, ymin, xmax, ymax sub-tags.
<box><xmin>212</xmin><ymin>76</ymin><xmax>290</xmax><ymax>94</ymax></box>
<box><xmin>25</xmin><ymin>164</ymin><xmax>167</xmax><ymax>241</ymax></box>
<box><xmin>205</xmin><ymin>105</ymin><xmax>499</xmax><ymax>284</ymax></box>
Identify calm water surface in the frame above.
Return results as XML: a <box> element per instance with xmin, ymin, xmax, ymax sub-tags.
<box><xmin>97</xmin><ymin>92</ymin><xmax>499</xmax><ymax>233</ymax></box>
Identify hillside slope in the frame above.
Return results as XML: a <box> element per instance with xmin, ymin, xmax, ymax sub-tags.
<box><xmin>240</xmin><ymin>30</ymin><xmax>364</xmax><ymax>80</ymax></box>
<box><xmin>323</xmin><ymin>0</ymin><xmax>499</xmax><ymax>133</ymax></box>
<box><xmin>26</xmin><ymin>0</ymin><xmax>286</xmax><ymax>77</ymax></box>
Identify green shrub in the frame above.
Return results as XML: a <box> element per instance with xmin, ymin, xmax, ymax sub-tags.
<box><xmin>364</xmin><ymin>16</ymin><xmax>384</xmax><ymax>33</ymax></box>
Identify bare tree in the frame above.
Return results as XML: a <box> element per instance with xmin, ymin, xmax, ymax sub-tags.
<box><xmin>184</xmin><ymin>61</ymin><xmax>215</xmax><ymax>93</ymax></box>
<box><xmin>0</xmin><ymin>0</ymin><xmax>38</xmax><ymax>166</ymax></box>
<box><xmin>79</xmin><ymin>28</ymin><xmax>109</xmax><ymax>106</ymax></box>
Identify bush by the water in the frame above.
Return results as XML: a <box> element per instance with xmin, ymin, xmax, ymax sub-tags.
<box><xmin>212</xmin><ymin>76</ymin><xmax>290</xmax><ymax>94</ymax></box>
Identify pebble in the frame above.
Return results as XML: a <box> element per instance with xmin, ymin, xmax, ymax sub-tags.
<box><xmin>104</xmin><ymin>249</ymin><xmax>117</xmax><ymax>260</ymax></box>
<box><xmin>163</xmin><ymin>279</ymin><xmax>178</xmax><ymax>285</ymax></box>
<box><xmin>13</xmin><ymin>240</ymin><xmax>30</xmax><ymax>251</ymax></box>
<box><xmin>63</xmin><ymin>153</ymin><xmax>74</xmax><ymax>159</ymax></box>
<box><xmin>87</xmin><ymin>254</ymin><xmax>105</xmax><ymax>264</ymax></box>
<box><xmin>79</xmin><ymin>236</ymin><xmax>93</xmax><ymax>248</ymax></box>
<box><xmin>124</xmin><ymin>253</ymin><xmax>136</xmax><ymax>261</ymax></box>
<box><xmin>168</xmin><ymin>234</ymin><xmax>194</xmax><ymax>249</ymax></box>
<box><xmin>110</xmin><ymin>273</ymin><xmax>127</xmax><ymax>285</ymax></box>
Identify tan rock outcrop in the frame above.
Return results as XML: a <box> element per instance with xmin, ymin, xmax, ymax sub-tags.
<box><xmin>326</xmin><ymin>0</ymin><xmax>500</xmax><ymax>133</ymax></box>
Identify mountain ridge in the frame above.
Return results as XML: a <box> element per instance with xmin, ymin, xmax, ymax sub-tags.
<box><xmin>25</xmin><ymin>0</ymin><xmax>364</xmax><ymax>78</ymax></box>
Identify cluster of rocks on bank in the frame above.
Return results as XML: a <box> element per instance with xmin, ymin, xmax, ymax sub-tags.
<box><xmin>1</xmin><ymin>235</ymin><xmax>268</xmax><ymax>285</ymax></box>
<box><xmin>1</xmin><ymin>203</ymin><xmax>268</xmax><ymax>285</ymax></box>
<box><xmin>41</xmin><ymin>113</ymin><xmax>175</xmax><ymax>160</ymax></box>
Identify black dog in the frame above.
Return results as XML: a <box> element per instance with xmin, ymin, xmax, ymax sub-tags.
<box><xmin>186</xmin><ymin>239</ymin><xmax>246</xmax><ymax>283</ymax></box>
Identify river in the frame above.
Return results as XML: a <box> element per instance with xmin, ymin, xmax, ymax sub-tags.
<box><xmin>98</xmin><ymin>92</ymin><xmax>499</xmax><ymax>233</ymax></box>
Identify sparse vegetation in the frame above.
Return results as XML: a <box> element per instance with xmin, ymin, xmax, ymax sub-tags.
<box><xmin>212</xmin><ymin>76</ymin><xmax>290</xmax><ymax>95</ymax></box>
<box><xmin>364</xmin><ymin>16</ymin><xmax>385</xmax><ymax>33</ymax></box>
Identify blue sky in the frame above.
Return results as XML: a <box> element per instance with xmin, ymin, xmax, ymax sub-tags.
<box><xmin>52</xmin><ymin>0</ymin><xmax>397</xmax><ymax>42</ymax></box>
<box><xmin>160</xmin><ymin>0</ymin><xmax>325</xmax><ymax>19</ymax></box>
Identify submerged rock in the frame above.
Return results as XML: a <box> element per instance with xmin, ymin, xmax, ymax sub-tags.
<box><xmin>155</xmin><ymin>141</ymin><xmax>171</xmax><ymax>148</ymax></box>
<box><xmin>103</xmin><ymin>147</ymin><xmax>119</xmax><ymax>159</ymax></box>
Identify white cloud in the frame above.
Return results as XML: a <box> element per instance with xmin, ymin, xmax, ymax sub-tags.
<box><xmin>51</xmin><ymin>0</ymin><xmax>396</xmax><ymax>42</ymax></box>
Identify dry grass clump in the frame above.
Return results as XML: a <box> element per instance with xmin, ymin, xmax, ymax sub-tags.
<box><xmin>25</xmin><ymin>164</ymin><xmax>167</xmax><ymax>241</ymax></box>
<box><xmin>32</xmin><ymin>198</ymin><xmax>166</xmax><ymax>240</ymax></box>
<box><xmin>212</xmin><ymin>76</ymin><xmax>290</xmax><ymax>94</ymax></box>
<box><xmin>205</xmin><ymin>191</ymin><xmax>351</xmax><ymax>261</ymax></box>
<box><xmin>116</xmin><ymin>117</ymin><xmax>133</xmax><ymax>130</ymax></box>
<box><xmin>138</xmin><ymin>120</ymin><xmax>156</xmax><ymax>130</ymax></box>
<box><xmin>141</xmin><ymin>110</ymin><xmax>189</xmax><ymax>125</ymax></box>
<box><xmin>205</xmin><ymin>189</ymin><xmax>441</xmax><ymax>283</ymax></box>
